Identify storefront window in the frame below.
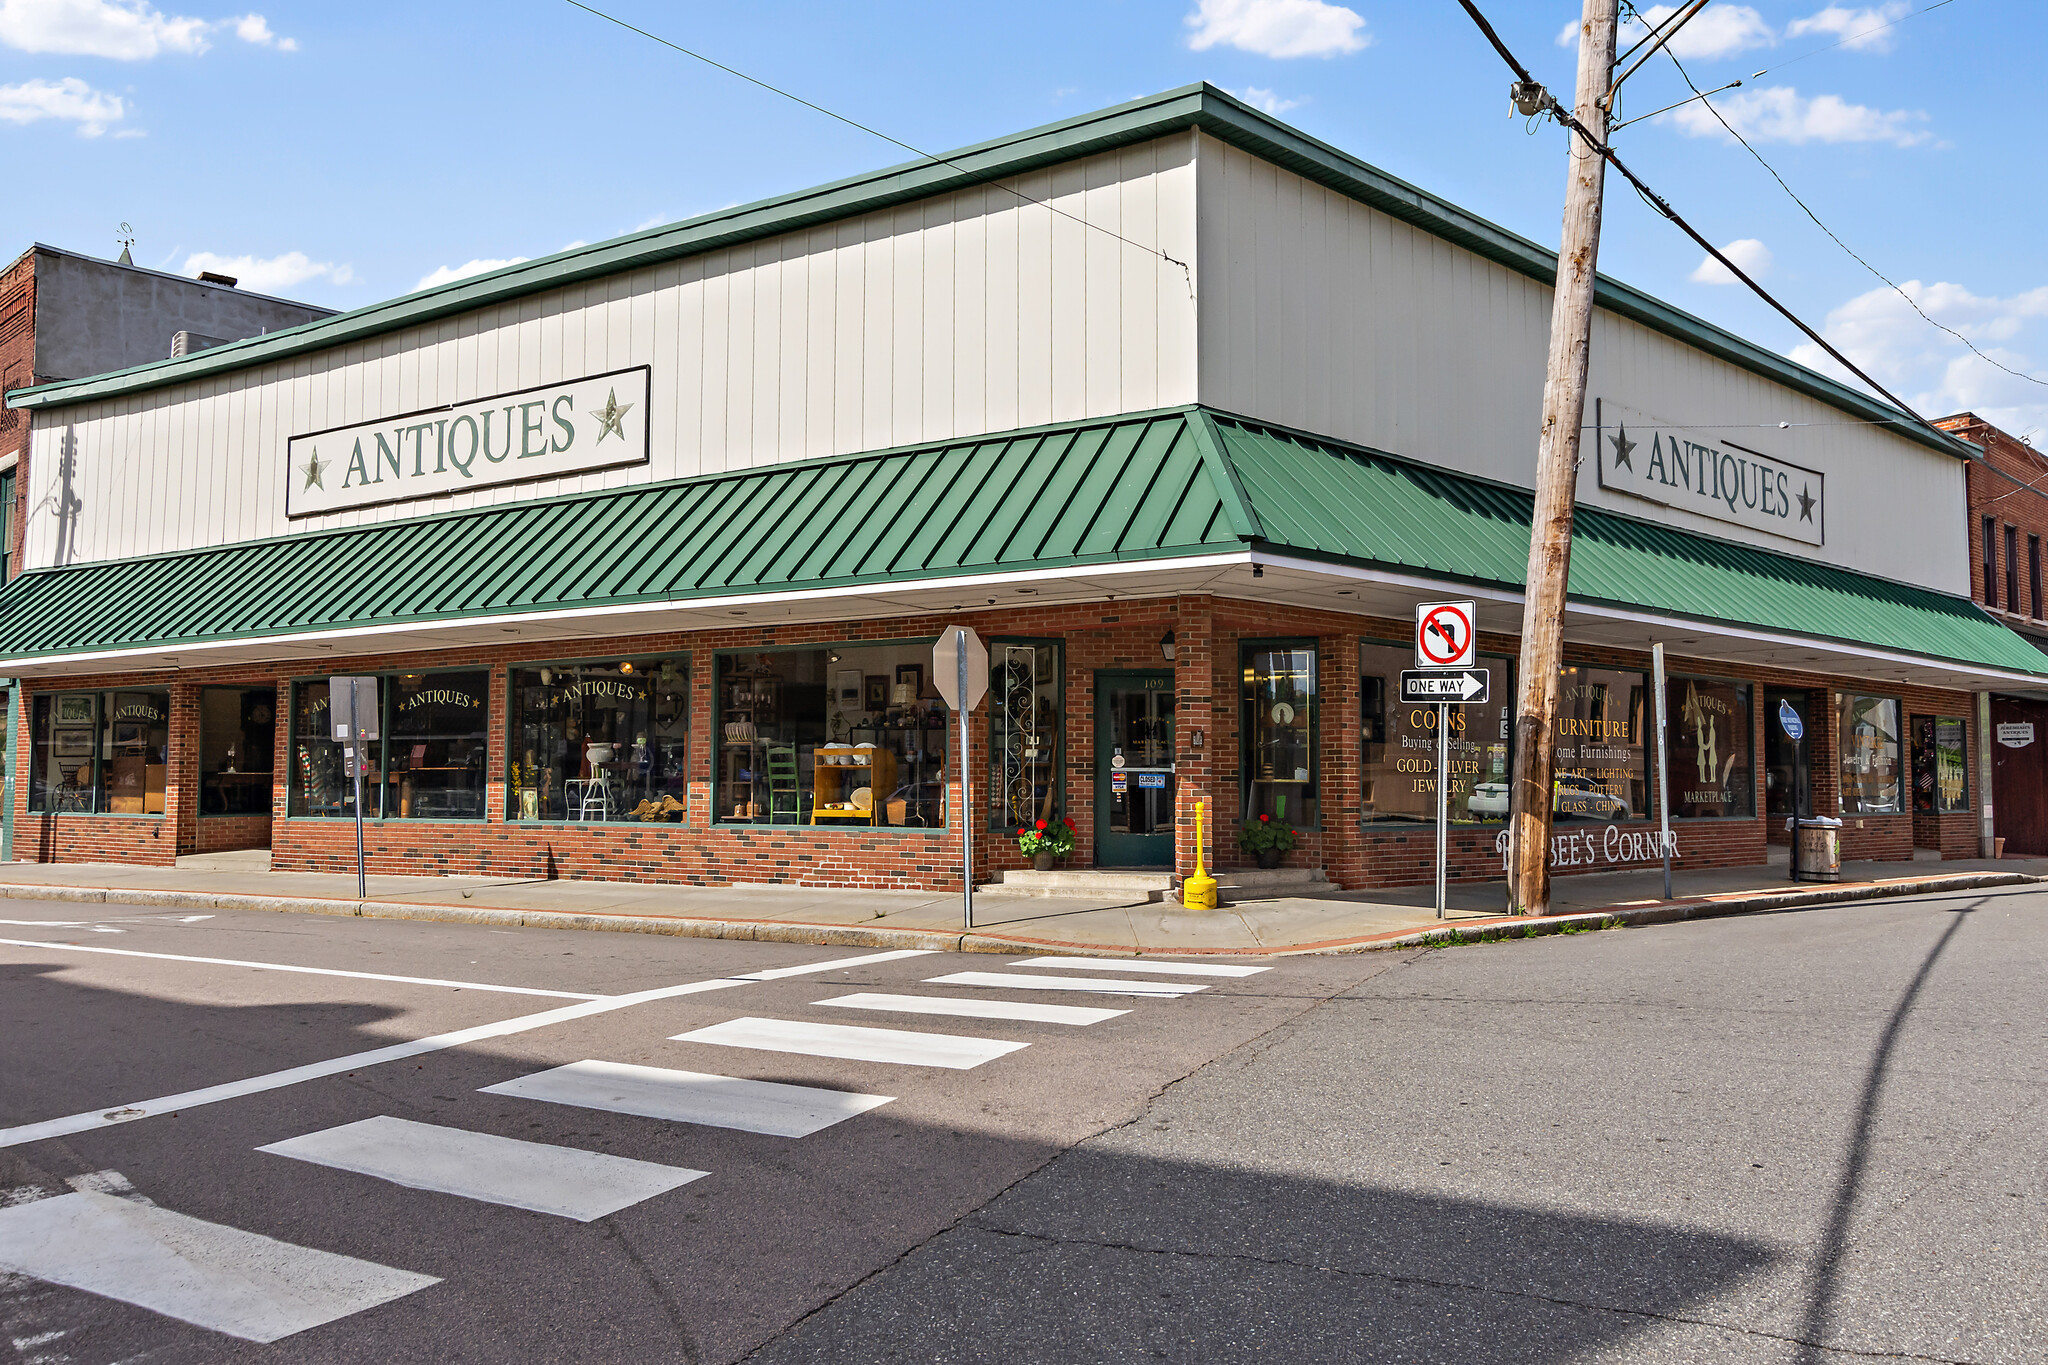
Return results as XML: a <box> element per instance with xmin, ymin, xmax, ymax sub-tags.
<box><xmin>1553</xmin><ymin>666</ymin><xmax>1648</xmax><ymax>821</ymax></box>
<box><xmin>199</xmin><ymin>687</ymin><xmax>277</xmax><ymax>815</ymax></box>
<box><xmin>508</xmin><ymin>656</ymin><xmax>689</xmax><ymax>821</ymax></box>
<box><xmin>716</xmin><ymin>643</ymin><xmax>948</xmax><ymax>827</ymax></box>
<box><xmin>1838</xmin><ymin>694</ymin><xmax>1902</xmax><ymax>814</ymax></box>
<box><xmin>1359</xmin><ymin>641</ymin><xmax>1513</xmax><ymax>825</ymax></box>
<box><xmin>1666</xmin><ymin>677</ymin><xmax>1753</xmax><ymax>818</ymax></box>
<box><xmin>290</xmin><ymin>680</ymin><xmax>385</xmax><ymax>818</ymax></box>
<box><xmin>1242</xmin><ymin>643</ymin><xmax>1317</xmax><ymax>827</ymax></box>
<box><xmin>27</xmin><ymin>689</ymin><xmax>169</xmax><ymax>814</ymax></box>
<box><xmin>1909</xmin><ymin>715</ymin><xmax>1969</xmax><ymax>814</ymax></box>
<box><xmin>989</xmin><ymin>641</ymin><xmax>1062</xmax><ymax>830</ymax></box>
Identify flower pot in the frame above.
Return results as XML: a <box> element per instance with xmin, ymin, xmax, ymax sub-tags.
<box><xmin>1255</xmin><ymin>848</ymin><xmax>1284</xmax><ymax>870</ymax></box>
<box><xmin>1033</xmin><ymin>850</ymin><xmax>1057</xmax><ymax>872</ymax></box>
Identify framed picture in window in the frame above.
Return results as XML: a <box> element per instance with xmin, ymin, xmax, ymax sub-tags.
<box><xmin>864</xmin><ymin>676</ymin><xmax>889</xmax><ymax>712</ymax></box>
<box><xmin>895</xmin><ymin>663</ymin><xmax>924</xmax><ymax>697</ymax></box>
<box><xmin>112</xmin><ymin>722</ymin><xmax>146</xmax><ymax>746</ymax></box>
<box><xmin>836</xmin><ymin>670</ymin><xmax>862</xmax><ymax>705</ymax></box>
<box><xmin>56</xmin><ymin>695</ymin><xmax>94</xmax><ymax>726</ymax></box>
<box><xmin>54</xmin><ymin>730</ymin><xmax>94</xmax><ymax>757</ymax></box>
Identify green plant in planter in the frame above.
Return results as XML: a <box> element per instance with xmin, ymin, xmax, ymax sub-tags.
<box><xmin>1018</xmin><ymin>815</ymin><xmax>1077</xmax><ymax>862</ymax></box>
<box><xmin>1238</xmin><ymin>813</ymin><xmax>1298</xmax><ymax>863</ymax></box>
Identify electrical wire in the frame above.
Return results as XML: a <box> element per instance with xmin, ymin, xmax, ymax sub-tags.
<box><xmin>560</xmin><ymin>0</ymin><xmax>1194</xmax><ymax>298</ymax></box>
<box><xmin>1654</xmin><ymin>39</ymin><xmax>2047</xmax><ymax>389</ymax></box>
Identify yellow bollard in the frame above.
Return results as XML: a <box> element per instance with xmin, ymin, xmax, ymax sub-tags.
<box><xmin>1182</xmin><ymin>798</ymin><xmax>1219</xmax><ymax>910</ymax></box>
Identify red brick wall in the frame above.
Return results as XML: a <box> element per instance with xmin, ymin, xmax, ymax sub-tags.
<box><xmin>1</xmin><ymin>249</ymin><xmax>34</xmax><ymax>579</ymax></box>
<box><xmin>9</xmin><ymin>595</ymin><xmax>1985</xmax><ymax>888</ymax></box>
<box><xmin>1944</xmin><ymin>413</ymin><xmax>2048</xmax><ymax>626</ymax></box>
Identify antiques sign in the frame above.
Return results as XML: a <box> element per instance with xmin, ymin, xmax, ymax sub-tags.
<box><xmin>286</xmin><ymin>365</ymin><xmax>650</xmax><ymax>517</ymax></box>
<box><xmin>1595</xmin><ymin>399</ymin><xmax>1824</xmax><ymax>547</ymax></box>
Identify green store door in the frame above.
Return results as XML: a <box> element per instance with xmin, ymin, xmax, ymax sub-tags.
<box><xmin>1095</xmin><ymin>671</ymin><xmax>1175</xmax><ymax>868</ymax></box>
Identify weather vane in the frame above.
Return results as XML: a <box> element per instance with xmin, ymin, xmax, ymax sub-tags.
<box><xmin>116</xmin><ymin>222</ymin><xmax>135</xmax><ymax>265</ymax></box>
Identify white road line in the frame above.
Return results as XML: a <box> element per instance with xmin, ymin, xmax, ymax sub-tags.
<box><xmin>0</xmin><ymin>920</ymin><xmax>87</xmax><ymax>928</ymax></box>
<box><xmin>258</xmin><ymin>1116</ymin><xmax>706</xmax><ymax>1222</ymax></box>
<box><xmin>482</xmin><ymin>1060</ymin><xmax>892</xmax><ymax>1137</ymax></box>
<box><xmin>925</xmin><ymin>971</ymin><xmax>1203</xmax><ymax>998</ymax></box>
<box><xmin>0</xmin><ymin>947</ymin><xmax>934</xmax><ymax>1150</ymax></box>
<box><xmin>815</xmin><ymin>993</ymin><xmax>1127</xmax><ymax>1026</ymax></box>
<box><xmin>673</xmin><ymin>1016</ymin><xmax>1029</xmax><ymax>1070</ymax></box>
<box><xmin>0</xmin><ymin>1190</ymin><xmax>437</xmax><ymax>1344</ymax></box>
<box><xmin>1010</xmin><ymin>956</ymin><xmax>1270</xmax><ymax>978</ymax></box>
<box><xmin>0</xmin><ymin>938</ymin><xmax>608</xmax><ymax>1000</ymax></box>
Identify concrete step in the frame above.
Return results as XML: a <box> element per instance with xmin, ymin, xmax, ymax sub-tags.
<box><xmin>981</xmin><ymin>869</ymin><xmax>1175</xmax><ymax>901</ymax></box>
<box><xmin>1199</xmin><ymin>867</ymin><xmax>1343</xmax><ymax>906</ymax></box>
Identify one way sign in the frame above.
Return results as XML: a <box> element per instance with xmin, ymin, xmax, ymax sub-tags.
<box><xmin>1400</xmin><ymin>668</ymin><xmax>1490</xmax><ymax>704</ymax></box>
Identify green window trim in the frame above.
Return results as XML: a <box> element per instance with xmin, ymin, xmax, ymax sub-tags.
<box><xmin>505</xmin><ymin>652</ymin><xmax>691</xmax><ymax>825</ymax></box>
<box><xmin>988</xmin><ymin>637</ymin><xmax>1065</xmax><ymax>832</ymax></box>
<box><xmin>287</xmin><ymin>666</ymin><xmax>490</xmax><ymax>822</ymax></box>
<box><xmin>1241</xmin><ymin>637</ymin><xmax>1320</xmax><ymax>831</ymax></box>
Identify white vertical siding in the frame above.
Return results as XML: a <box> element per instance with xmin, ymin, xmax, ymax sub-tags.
<box><xmin>1192</xmin><ymin>133</ymin><xmax>1969</xmax><ymax>596</ymax></box>
<box><xmin>25</xmin><ymin>135</ymin><xmax>1199</xmax><ymax>568</ymax></box>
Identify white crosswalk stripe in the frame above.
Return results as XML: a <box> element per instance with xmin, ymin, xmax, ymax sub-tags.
<box><xmin>1010</xmin><ymin>956</ymin><xmax>1270</xmax><ymax>977</ymax></box>
<box><xmin>481</xmin><ymin>1059</ymin><xmax>893</xmax><ymax>1137</ymax></box>
<box><xmin>673</xmin><ymin>1016</ymin><xmax>1029</xmax><ymax>1069</ymax></box>
<box><xmin>257</xmin><ymin>1116</ymin><xmax>707</xmax><ymax>1222</ymax></box>
<box><xmin>0</xmin><ymin>1189</ymin><xmax>437</xmax><ymax>1344</ymax></box>
<box><xmin>925</xmin><ymin>971</ymin><xmax>1204</xmax><ymax>998</ymax></box>
<box><xmin>815</xmin><ymin>992</ymin><xmax>1127</xmax><ymax>1026</ymax></box>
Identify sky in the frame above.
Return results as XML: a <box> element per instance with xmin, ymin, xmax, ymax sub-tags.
<box><xmin>2</xmin><ymin>0</ymin><xmax>2043</xmax><ymax>441</ymax></box>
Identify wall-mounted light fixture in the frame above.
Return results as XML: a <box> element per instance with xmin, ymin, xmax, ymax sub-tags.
<box><xmin>1160</xmin><ymin>630</ymin><xmax>1177</xmax><ymax>662</ymax></box>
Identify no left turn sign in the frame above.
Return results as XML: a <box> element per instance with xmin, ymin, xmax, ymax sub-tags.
<box><xmin>1415</xmin><ymin>600</ymin><xmax>1476</xmax><ymax>670</ymax></box>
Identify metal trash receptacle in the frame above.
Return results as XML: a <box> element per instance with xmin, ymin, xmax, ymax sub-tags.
<box><xmin>1793</xmin><ymin>817</ymin><xmax>1842</xmax><ymax>882</ymax></box>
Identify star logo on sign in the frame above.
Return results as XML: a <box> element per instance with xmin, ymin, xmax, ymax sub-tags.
<box><xmin>300</xmin><ymin>447</ymin><xmax>326</xmax><ymax>491</ymax></box>
<box><xmin>1797</xmin><ymin>484</ymin><xmax>1817</xmax><ymax>522</ymax></box>
<box><xmin>1609</xmin><ymin>424</ymin><xmax>1636</xmax><ymax>471</ymax></box>
<box><xmin>590</xmin><ymin>388</ymin><xmax>634</xmax><ymax>444</ymax></box>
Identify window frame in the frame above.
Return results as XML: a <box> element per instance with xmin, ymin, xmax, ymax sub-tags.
<box><xmin>1983</xmin><ymin>514</ymin><xmax>1998</xmax><ymax>607</ymax></box>
<box><xmin>1240</xmin><ymin>637</ymin><xmax>1321</xmax><ymax>832</ymax></box>
<box><xmin>1553</xmin><ymin>661</ymin><xmax>1653</xmax><ymax>823</ymax></box>
<box><xmin>26</xmin><ymin>687</ymin><xmax>171</xmax><ymax>818</ymax></box>
<box><xmin>1661</xmin><ymin>673</ymin><xmax>1756</xmax><ymax>820</ymax></box>
<box><xmin>1837</xmin><ymin>692</ymin><xmax>1905</xmax><ymax>816</ymax></box>
<box><xmin>2030</xmin><ymin>534</ymin><xmax>2042</xmax><ymax>620</ymax></box>
<box><xmin>505</xmin><ymin>651</ymin><xmax>691</xmax><ymax>824</ymax></box>
<box><xmin>1357</xmin><ymin>635</ymin><xmax>1515</xmax><ymax>829</ymax></box>
<box><xmin>286</xmin><ymin>665</ymin><xmax>492</xmax><ymax>822</ymax></box>
<box><xmin>196</xmin><ymin>685</ymin><xmax>279</xmax><ymax>819</ymax></box>
<box><xmin>2005</xmin><ymin>523</ymin><xmax>2019</xmax><ymax>615</ymax></box>
<box><xmin>987</xmin><ymin>636</ymin><xmax>1065</xmax><ymax>832</ymax></box>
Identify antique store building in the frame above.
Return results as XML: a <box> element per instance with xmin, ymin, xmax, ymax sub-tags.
<box><xmin>4</xmin><ymin>85</ymin><xmax>2044</xmax><ymax>894</ymax></box>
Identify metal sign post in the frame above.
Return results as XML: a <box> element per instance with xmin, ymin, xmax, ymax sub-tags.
<box><xmin>1652</xmin><ymin>643</ymin><xmax>1672</xmax><ymax>901</ymax></box>
<box><xmin>1779</xmin><ymin>698</ymin><xmax>1806</xmax><ymax>882</ymax></box>
<box><xmin>329</xmin><ymin>675</ymin><xmax>379</xmax><ymax>901</ymax></box>
<box><xmin>932</xmin><ymin>627</ymin><xmax>989</xmax><ymax>930</ymax></box>
<box><xmin>1413</xmin><ymin>601</ymin><xmax>1476</xmax><ymax>922</ymax></box>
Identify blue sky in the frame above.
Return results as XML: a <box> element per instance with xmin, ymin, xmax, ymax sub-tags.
<box><xmin>3</xmin><ymin>0</ymin><xmax>2042</xmax><ymax>438</ymax></box>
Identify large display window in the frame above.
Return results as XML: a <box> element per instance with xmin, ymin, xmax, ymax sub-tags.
<box><xmin>1666</xmin><ymin>677</ymin><xmax>1754</xmax><ymax>818</ymax></box>
<box><xmin>508</xmin><ymin>655</ymin><xmax>689</xmax><ymax>821</ymax></box>
<box><xmin>1552</xmin><ymin>666</ymin><xmax>1648</xmax><ymax>822</ymax></box>
<box><xmin>28</xmin><ymin>689</ymin><xmax>170</xmax><ymax>815</ymax></box>
<box><xmin>989</xmin><ymin>640</ymin><xmax>1062</xmax><ymax>830</ymax></box>
<box><xmin>1359</xmin><ymin>641</ymin><xmax>1514</xmax><ymax>825</ymax></box>
<box><xmin>289</xmin><ymin>671</ymin><xmax>489</xmax><ymax>819</ymax></box>
<box><xmin>1838</xmin><ymin>694</ymin><xmax>1903</xmax><ymax>814</ymax></box>
<box><xmin>1909</xmin><ymin>715</ymin><xmax>1968</xmax><ymax>815</ymax></box>
<box><xmin>199</xmin><ymin>687</ymin><xmax>277</xmax><ymax>816</ymax></box>
<box><xmin>1242</xmin><ymin>642</ymin><xmax>1318</xmax><ymax>827</ymax></box>
<box><xmin>716</xmin><ymin>642</ymin><xmax>949</xmax><ymax>827</ymax></box>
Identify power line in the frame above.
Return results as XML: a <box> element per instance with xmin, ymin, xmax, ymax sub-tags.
<box><xmin>560</xmin><ymin>0</ymin><xmax>1193</xmax><ymax>297</ymax></box>
<box><xmin>1648</xmin><ymin>31</ymin><xmax>2047</xmax><ymax>390</ymax></box>
<box><xmin>1454</xmin><ymin>0</ymin><xmax>1940</xmax><ymax>437</ymax></box>
<box><xmin>1751</xmin><ymin>0</ymin><xmax>1962</xmax><ymax>80</ymax></box>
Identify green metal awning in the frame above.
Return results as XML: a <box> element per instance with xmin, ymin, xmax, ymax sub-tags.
<box><xmin>0</xmin><ymin>407</ymin><xmax>2038</xmax><ymax>680</ymax></box>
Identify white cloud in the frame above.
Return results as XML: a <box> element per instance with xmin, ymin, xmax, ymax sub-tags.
<box><xmin>1790</xmin><ymin>280</ymin><xmax>2048</xmax><ymax>441</ymax></box>
<box><xmin>414</xmin><ymin>257</ymin><xmax>529</xmax><ymax>292</ymax></box>
<box><xmin>1185</xmin><ymin>0</ymin><xmax>1367</xmax><ymax>59</ymax></box>
<box><xmin>1231</xmin><ymin>85</ymin><xmax>1304</xmax><ymax>115</ymax></box>
<box><xmin>1559</xmin><ymin>4</ymin><xmax>1774</xmax><ymax>60</ymax></box>
<box><xmin>1690</xmin><ymin>238</ymin><xmax>1773</xmax><ymax>285</ymax></box>
<box><xmin>1666</xmin><ymin>85</ymin><xmax>1928</xmax><ymax>145</ymax></box>
<box><xmin>0</xmin><ymin>74</ymin><xmax>123</xmax><ymax>134</ymax></box>
<box><xmin>0</xmin><ymin>0</ymin><xmax>293</xmax><ymax>58</ymax></box>
<box><xmin>1785</xmin><ymin>3</ymin><xmax>1910</xmax><ymax>54</ymax></box>
<box><xmin>183</xmin><ymin>249</ymin><xmax>352</xmax><ymax>293</ymax></box>
<box><xmin>231</xmin><ymin>12</ymin><xmax>292</xmax><ymax>49</ymax></box>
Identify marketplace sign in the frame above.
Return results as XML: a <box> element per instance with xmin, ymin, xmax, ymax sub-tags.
<box><xmin>1594</xmin><ymin>398</ymin><xmax>1824</xmax><ymax>547</ymax></box>
<box><xmin>285</xmin><ymin>365</ymin><xmax>650</xmax><ymax>517</ymax></box>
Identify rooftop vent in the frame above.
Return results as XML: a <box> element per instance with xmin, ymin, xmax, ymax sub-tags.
<box><xmin>197</xmin><ymin>271</ymin><xmax>238</xmax><ymax>287</ymax></box>
<box><xmin>170</xmin><ymin>331</ymin><xmax>230</xmax><ymax>357</ymax></box>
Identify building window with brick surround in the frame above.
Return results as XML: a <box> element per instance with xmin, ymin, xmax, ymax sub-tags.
<box><xmin>2031</xmin><ymin>535</ymin><xmax>2042</xmax><ymax>619</ymax></box>
<box><xmin>1983</xmin><ymin>515</ymin><xmax>1998</xmax><ymax>607</ymax></box>
<box><xmin>1909</xmin><ymin>714</ymin><xmax>1969</xmax><ymax>814</ymax></box>
<box><xmin>1241</xmin><ymin>641</ymin><xmax>1318</xmax><ymax>828</ymax></box>
<box><xmin>289</xmin><ymin>671</ymin><xmax>489</xmax><ymax>819</ymax></box>
<box><xmin>508</xmin><ymin>655</ymin><xmax>689</xmax><ymax>822</ymax></box>
<box><xmin>1359</xmin><ymin>640</ymin><xmax>1513</xmax><ymax>826</ymax></box>
<box><xmin>2005</xmin><ymin>524</ymin><xmax>2019</xmax><ymax>614</ymax></box>
<box><xmin>28</xmin><ymin>689</ymin><xmax>170</xmax><ymax>814</ymax></box>
<box><xmin>1665</xmin><ymin>676</ymin><xmax>1754</xmax><ymax>818</ymax></box>
<box><xmin>1838</xmin><ymin>693</ymin><xmax>1903</xmax><ymax>814</ymax></box>
<box><xmin>988</xmin><ymin>640</ymin><xmax>1062</xmax><ymax>831</ymax></box>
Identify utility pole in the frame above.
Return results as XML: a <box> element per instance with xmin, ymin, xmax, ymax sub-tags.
<box><xmin>1507</xmin><ymin>0</ymin><xmax>1617</xmax><ymax>916</ymax></box>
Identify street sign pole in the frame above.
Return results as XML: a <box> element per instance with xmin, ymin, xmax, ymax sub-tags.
<box><xmin>1436</xmin><ymin>701</ymin><xmax>1449</xmax><ymax>920</ymax></box>
<box><xmin>348</xmin><ymin>678</ymin><xmax>367</xmax><ymax>901</ymax></box>
<box><xmin>933</xmin><ymin>626</ymin><xmax>989</xmax><ymax>932</ymax></box>
<box><xmin>1652</xmin><ymin>643</ymin><xmax>1671</xmax><ymax>901</ymax></box>
<box><xmin>331</xmin><ymin>675</ymin><xmax>379</xmax><ymax>901</ymax></box>
<box><xmin>957</xmin><ymin>635</ymin><xmax>973</xmax><ymax>931</ymax></box>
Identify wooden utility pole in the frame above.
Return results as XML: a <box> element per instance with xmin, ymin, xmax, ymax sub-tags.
<box><xmin>1507</xmin><ymin>0</ymin><xmax>1617</xmax><ymax>915</ymax></box>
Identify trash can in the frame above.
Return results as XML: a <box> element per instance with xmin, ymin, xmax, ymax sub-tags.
<box><xmin>1791</xmin><ymin>816</ymin><xmax>1843</xmax><ymax>882</ymax></box>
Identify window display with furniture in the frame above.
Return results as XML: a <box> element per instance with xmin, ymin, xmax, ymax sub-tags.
<box><xmin>27</xmin><ymin>689</ymin><xmax>170</xmax><ymax>815</ymax></box>
<box><xmin>289</xmin><ymin>671</ymin><xmax>488</xmax><ymax>819</ymax></box>
<box><xmin>508</xmin><ymin>655</ymin><xmax>689</xmax><ymax>821</ymax></box>
<box><xmin>199</xmin><ymin>687</ymin><xmax>277</xmax><ymax>816</ymax></box>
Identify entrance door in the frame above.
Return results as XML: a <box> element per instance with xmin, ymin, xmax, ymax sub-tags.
<box><xmin>1991</xmin><ymin>696</ymin><xmax>2048</xmax><ymax>855</ymax></box>
<box><xmin>1095</xmin><ymin>671</ymin><xmax>1175</xmax><ymax>868</ymax></box>
<box><xmin>1763</xmin><ymin>690</ymin><xmax>1816</xmax><ymax>833</ymax></box>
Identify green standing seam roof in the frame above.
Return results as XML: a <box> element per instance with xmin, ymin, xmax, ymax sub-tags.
<box><xmin>0</xmin><ymin>407</ymin><xmax>2036</xmax><ymax>678</ymax></box>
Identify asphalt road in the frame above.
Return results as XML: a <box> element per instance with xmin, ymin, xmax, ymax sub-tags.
<box><xmin>0</xmin><ymin>886</ymin><xmax>2040</xmax><ymax>1363</ymax></box>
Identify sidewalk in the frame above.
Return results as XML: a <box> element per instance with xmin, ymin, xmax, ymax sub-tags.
<box><xmin>0</xmin><ymin>850</ymin><xmax>2039</xmax><ymax>957</ymax></box>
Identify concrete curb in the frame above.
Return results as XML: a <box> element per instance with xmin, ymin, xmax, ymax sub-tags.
<box><xmin>1</xmin><ymin>868</ymin><xmax>2039</xmax><ymax>959</ymax></box>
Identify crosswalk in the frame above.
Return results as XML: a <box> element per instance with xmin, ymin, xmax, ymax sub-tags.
<box><xmin>0</xmin><ymin>949</ymin><xmax>1268</xmax><ymax>1346</ymax></box>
